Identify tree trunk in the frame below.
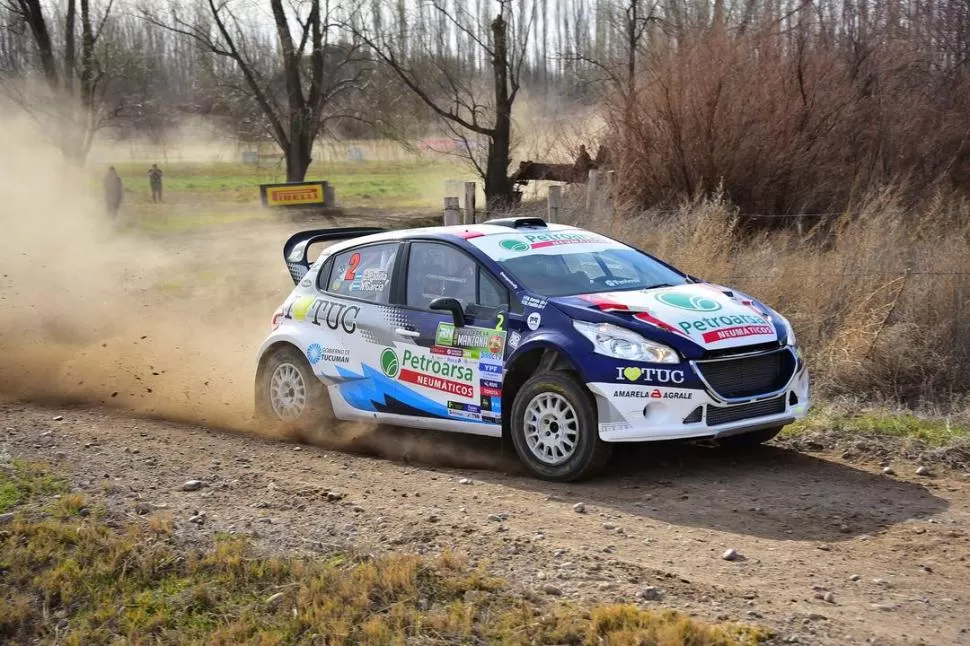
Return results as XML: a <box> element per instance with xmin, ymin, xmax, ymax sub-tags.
<box><xmin>485</xmin><ymin>13</ymin><xmax>514</xmax><ymax>210</ymax></box>
<box><xmin>20</xmin><ymin>0</ymin><xmax>58</xmax><ymax>88</ymax></box>
<box><xmin>286</xmin><ymin>126</ymin><xmax>313</xmax><ymax>182</ymax></box>
<box><xmin>272</xmin><ymin>0</ymin><xmax>311</xmax><ymax>182</ymax></box>
<box><xmin>64</xmin><ymin>0</ymin><xmax>76</xmax><ymax>94</ymax></box>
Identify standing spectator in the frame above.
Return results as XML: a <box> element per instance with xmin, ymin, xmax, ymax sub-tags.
<box><xmin>103</xmin><ymin>166</ymin><xmax>123</xmax><ymax>217</ymax></box>
<box><xmin>572</xmin><ymin>144</ymin><xmax>593</xmax><ymax>182</ymax></box>
<box><xmin>147</xmin><ymin>163</ymin><xmax>164</xmax><ymax>203</ymax></box>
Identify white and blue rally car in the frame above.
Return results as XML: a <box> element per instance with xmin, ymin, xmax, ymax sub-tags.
<box><xmin>255</xmin><ymin>218</ymin><xmax>809</xmax><ymax>481</ymax></box>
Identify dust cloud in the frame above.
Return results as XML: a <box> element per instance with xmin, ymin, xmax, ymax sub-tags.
<box><xmin>0</xmin><ymin>119</ymin><xmax>510</xmax><ymax>472</ymax></box>
<box><xmin>0</xmin><ymin>117</ymin><xmax>277</xmax><ymax>432</ymax></box>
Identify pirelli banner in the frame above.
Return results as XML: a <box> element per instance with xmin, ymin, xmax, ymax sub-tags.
<box><xmin>260</xmin><ymin>181</ymin><xmax>332</xmax><ymax>208</ymax></box>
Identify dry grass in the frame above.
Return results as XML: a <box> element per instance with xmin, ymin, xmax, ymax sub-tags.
<box><xmin>594</xmin><ymin>190</ymin><xmax>970</xmax><ymax>406</ymax></box>
<box><xmin>0</xmin><ymin>462</ymin><xmax>764</xmax><ymax>645</ymax></box>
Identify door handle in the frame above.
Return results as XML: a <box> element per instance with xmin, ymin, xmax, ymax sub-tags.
<box><xmin>395</xmin><ymin>328</ymin><xmax>420</xmax><ymax>338</ymax></box>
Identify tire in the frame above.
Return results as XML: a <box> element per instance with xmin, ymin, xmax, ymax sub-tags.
<box><xmin>719</xmin><ymin>425</ymin><xmax>783</xmax><ymax>448</ymax></box>
<box><xmin>255</xmin><ymin>346</ymin><xmax>335</xmax><ymax>443</ymax></box>
<box><xmin>509</xmin><ymin>371</ymin><xmax>612</xmax><ymax>482</ymax></box>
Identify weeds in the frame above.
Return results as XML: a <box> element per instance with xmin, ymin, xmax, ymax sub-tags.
<box><xmin>0</xmin><ymin>464</ymin><xmax>764</xmax><ymax>645</ymax></box>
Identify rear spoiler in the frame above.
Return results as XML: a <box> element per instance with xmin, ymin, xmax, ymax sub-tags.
<box><xmin>283</xmin><ymin>227</ymin><xmax>386</xmax><ymax>284</ymax></box>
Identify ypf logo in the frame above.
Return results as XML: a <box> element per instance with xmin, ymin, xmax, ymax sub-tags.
<box><xmin>656</xmin><ymin>292</ymin><xmax>722</xmax><ymax>312</ymax></box>
<box><xmin>499</xmin><ymin>239</ymin><xmax>530</xmax><ymax>252</ymax></box>
<box><xmin>380</xmin><ymin>348</ymin><xmax>400</xmax><ymax>378</ymax></box>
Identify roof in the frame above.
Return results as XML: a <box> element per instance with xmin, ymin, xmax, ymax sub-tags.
<box><xmin>319</xmin><ymin>221</ymin><xmax>582</xmax><ymax>256</ymax></box>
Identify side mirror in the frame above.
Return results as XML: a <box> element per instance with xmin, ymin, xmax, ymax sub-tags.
<box><xmin>430</xmin><ymin>297</ymin><xmax>465</xmax><ymax>327</ymax></box>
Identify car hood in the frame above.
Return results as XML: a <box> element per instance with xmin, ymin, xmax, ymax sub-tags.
<box><xmin>551</xmin><ymin>282</ymin><xmax>781</xmax><ymax>351</ymax></box>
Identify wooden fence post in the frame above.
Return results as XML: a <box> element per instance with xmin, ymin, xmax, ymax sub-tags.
<box><xmin>604</xmin><ymin>170</ymin><xmax>615</xmax><ymax>228</ymax></box>
<box><xmin>548</xmin><ymin>185</ymin><xmax>562</xmax><ymax>223</ymax></box>
<box><xmin>585</xmin><ymin>169</ymin><xmax>601</xmax><ymax>215</ymax></box>
<box><xmin>463</xmin><ymin>182</ymin><xmax>476</xmax><ymax>224</ymax></box>
<box><xmin>443</xmin><ymin>196</ymin><xmax>461</xmax><ymax>226</ymax></box>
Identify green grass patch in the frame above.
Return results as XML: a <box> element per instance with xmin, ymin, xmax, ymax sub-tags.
<box><xmin>0</xmin><ymin>465</ymin><xmax>764</xmax><ymax>645</ymax></box>
<box><xmin>0</xmin><ymin>460</ymin><xmax>68</xmax><ymax>513</ymax></box>
<box><xmin>109</xmin><ymin>160</ymin><xmax>475</xmax><ymax>211</ymax></box>
<box><xmin>785</xmin><ymin>407</ymin><xmax>970</xmax><ymax>447</ymax></box>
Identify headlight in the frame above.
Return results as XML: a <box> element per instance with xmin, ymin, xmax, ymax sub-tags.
<box><xmin>573</xmin><ymin>320</ymin><xmax>680</xmax><ymax>363</ymax></box>
<box><xmin>780</xmin><ymin>317</ymin><xmax>797</xmax><ymax>347</ymax></box>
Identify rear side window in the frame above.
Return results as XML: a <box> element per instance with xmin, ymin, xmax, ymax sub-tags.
<box><xmin>324</xmin><ymin>243</ymin><xmax>397</xmax><ymax>303</ymax></box>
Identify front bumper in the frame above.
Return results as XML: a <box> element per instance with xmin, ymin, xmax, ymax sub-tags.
<box><xmin>589</xmin><ymin>358</ymin><xmax>810</xmax><ymax>443</ymax></box>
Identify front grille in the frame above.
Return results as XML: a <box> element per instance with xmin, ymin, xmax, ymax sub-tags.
<box><xmin>695</xmin><ymin>349</ymin><xmax>796</xmax><ymax>399</ymax></box>
<box><xmin>703</xmin><ymin>341</ymin><xmax>782</xmax><ymax>359</ymax></box>
<box><xmin>706</xmin><ymin>396</ymin><xmax>786</xmax><ymax>426</ymax></box>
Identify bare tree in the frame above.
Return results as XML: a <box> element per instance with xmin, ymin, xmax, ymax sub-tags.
<box><xmin>351</xmin><ymin>0</ymin><xmax>534</xmax><ymax>209</ymax></box>
<box><xmin>142</xmin><ymin>0</ymin><xmax>366</xmax><ymax>182</ymax></box>
<box><xmin>1</xmin><ymin>0</ymin><xmax>117</xmax><ymax>162</ymax></box>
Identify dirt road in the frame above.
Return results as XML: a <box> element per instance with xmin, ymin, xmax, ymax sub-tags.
<box><xmin>3</xmin><ymin>402</ymin><xmax>967</xmax><ymax>645</ymax></box>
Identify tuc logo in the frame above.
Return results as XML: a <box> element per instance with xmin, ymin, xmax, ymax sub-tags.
<box><xmin>655</xmin><ymin>292</ymin><xmax>722</xmax><ymax>312</ymax></box>
<box><xmin>616</xmin><ymin>366</ymin><xmax>685</xmax><ymax>384</ymax></box>
<box><xmin>285</xmin><ymin>296</ymin><xmax>359</xmax><ymax>333</ymax></box>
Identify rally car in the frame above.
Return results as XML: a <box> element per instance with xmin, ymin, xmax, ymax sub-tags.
<box><xmin>255</xmin><ymin>217</ymin><xmax>809</xmax><ymax>481</ymax></box>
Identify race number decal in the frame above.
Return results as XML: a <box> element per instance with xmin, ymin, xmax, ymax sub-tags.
<box><xmin>344</xmin><ymin>252</ymin><xmax>361</xmax><ymax>280</ymax></box>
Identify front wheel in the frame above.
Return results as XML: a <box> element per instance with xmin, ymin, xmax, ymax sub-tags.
<box><xmin>255</xmin><ymin>346</ymin><xmax>335</xmax><ymax>443</ymax></box>
<box><xmin>509</xmin><ymin>371</ymin><xmax>611</xmax><ymax>482</ymax></box>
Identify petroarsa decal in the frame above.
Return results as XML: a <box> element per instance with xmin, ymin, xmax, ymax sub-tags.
<box><xmin>676</xmin><ymin>314</ymin><xmax>773</xmax><ymax>343</ymax></box>
<box><xmin>283</xmin><ymin>295</ymin><xmax>359</xmax><ymax>333</ymax></box>
<box><xmin>615</xmin><ymin>366</ymin><xmax>685</xmax><ymax>384</ymax></box>
<box><xmin>382</xmin><ymin>347</ymin><xmax>475</xmax><ymax>399</ymax></box>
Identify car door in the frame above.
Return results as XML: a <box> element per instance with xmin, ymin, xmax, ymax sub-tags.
<box><xmin>302</xmin><ymin>241</ymin><xmax>403</xmax><ymax>416</ymax></box>
<box><xmin>378</xmin><ymin>240</ymin><xmax>509</xmax><ymax>432</ymax></box>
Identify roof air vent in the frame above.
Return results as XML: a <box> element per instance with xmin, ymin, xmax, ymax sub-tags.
<box><xmin>483</xmin><ymin>217</ymin><xmax>548</xmax><ymax>229</ymax></box>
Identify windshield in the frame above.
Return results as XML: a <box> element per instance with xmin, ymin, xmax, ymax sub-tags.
<box><xmin>499</xmin><ymin>247</ymin><xmax>687</xmax><ymax>297</ymax></box>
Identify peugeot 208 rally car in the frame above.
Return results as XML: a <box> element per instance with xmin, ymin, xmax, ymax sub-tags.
<box><xmin>255</xmin><ymin>218</ymin><xmax>809</xmax><ymax>481</ymax></box>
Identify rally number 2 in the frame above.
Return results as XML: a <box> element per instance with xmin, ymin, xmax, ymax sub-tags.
<box><xmin>344</xmin><ymin>252</ymin><xmax>361</xmax><ymax>280</ymax></box>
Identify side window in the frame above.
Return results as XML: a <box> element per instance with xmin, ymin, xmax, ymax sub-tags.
<box><xmin>478</xmin><ymin>267</ymin><xmax>507</xmax><ymax>309</ymax></box>
<box><xmin>406</xmin><ymin>242</ymin><xmax>478</xmax><ymax>309</ymax></box>
<box><xmin>325</xmin><ymin>243</ymin><xmax>397</xmax><ymax>303</ymax></box>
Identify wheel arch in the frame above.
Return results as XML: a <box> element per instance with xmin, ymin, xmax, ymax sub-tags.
<box><xmin>256</xmin><ymin>340</ymin><xmax>306</xmax><ymax>379</ymax></box>
<box><xmin>501</xmin><ymin>344</ymin><xmax>589</xmax><ymax>442</ymax></box>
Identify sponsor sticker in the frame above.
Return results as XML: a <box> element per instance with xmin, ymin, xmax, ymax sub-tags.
<box><xmin>599</xmin><ymin>422</ymin><xmax>633</xmax><ymax>433</ymax></box>
<box><xmin>284</xmin><ymin>296</ymin><xmax>359</xmax><ymax>333</ymax></box>
<box><xmin>479</xmin><ymin>363</ymin><xmax>504</xmax><ymax>376</ymax></box>
<box><xmin>615</xmin><ymin>367</ymin><xmax>685</xmax><ymax>384</ymax></box>
<box><xmin>675</xmin><ymin>313</ymin><xmax>771</xmax><ymax>337</ymax></box>
<box><xmin>521</xmin><ymin>295</ymin><xmax>547</xmax><ymax>310</ymax></box>
<box><xmin>527</xmin><ymin>312</ymin><xmax>541</xmax><ymax>330</ymax></box>
<box><xmin>701</xmin><ymin>324</ymin><xmax>774</xmax><ymax>343</ymax></box>
<box><xmin>508</xmin><ymin>331</ymin><xmax>521</xmax><ymax>349</ymax></box>
<box><xmin>612</xmin><ymin>388</ymin><xmax>693</xmax><ymax>400</ymax></box>
<box><xmin>380</xmin><ymin>348</ymin><xmax>400</xmax><ymax>378</ymax></box>
<box><xmin>656</xmin><ymin>292</ymin><xmax>722</xmax><ymax>312</ymax></box>
<box><xmin>436</xmin><ymin>323</ymin><xmax>507</xmax><ymax>355</ymax></box>
<box><xmin>498</xmin><ymin>232</ymin><xmax>608</xmax><ymax>251</ymax></box>
<box><xmin>306</xmin><ymin>343</ymin><xmax>323</xmax><ymax>364</ymax></box>
<box><xmin>402</xmin><ymin>370</ymin><xmax>474</xmax><ymax>398</ymax></box>
<box><xmin>319</xmin><ymin>347</ymin><xmax>350</xmax><ymax>364</ymax></box>
<box><xmin>383</xmin><ymin>347</ymin><xmax>475</xmax><ymax>399</ymax></box>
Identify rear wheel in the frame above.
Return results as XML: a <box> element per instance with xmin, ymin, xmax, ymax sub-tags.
<box><xmin>719</xmin><ymin>425</ymin><xmax>783</xmax><ymax>448</ymax></box>
<box><xmin>255</xmin><ymin>346</ymin><xmax>335</xmax><ymax>443</ymax></box>
<box><xmin>509</xmin><ymin>371</ymin><xmax>611</xmax><ymax>482</ymax></box>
